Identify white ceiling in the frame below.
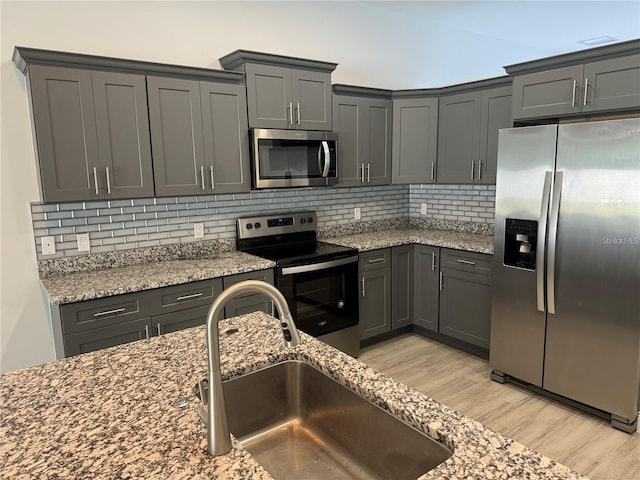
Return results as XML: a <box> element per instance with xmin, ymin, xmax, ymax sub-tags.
<box><xmin>362</xmin><ymin>0</ymin><xmax>640</xmax><ymax>59</ymax></box>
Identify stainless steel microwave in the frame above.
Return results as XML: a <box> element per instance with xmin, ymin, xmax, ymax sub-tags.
<box><xmin>251</xmin><ymin>129</ymin><xmax>338</xmax><ymax>189</ymax></box>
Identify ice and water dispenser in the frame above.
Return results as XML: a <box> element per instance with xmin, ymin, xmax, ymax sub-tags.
<box><xmin>504</xmin><ymin>218</ymin><xmax>538</xmax><ymax>270</ymax></box>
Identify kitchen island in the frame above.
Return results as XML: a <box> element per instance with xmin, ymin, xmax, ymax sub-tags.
<box><xmin>1</xmin><ymin>312</ymin><xmax>588</xmax><ymax>479</ymax></box>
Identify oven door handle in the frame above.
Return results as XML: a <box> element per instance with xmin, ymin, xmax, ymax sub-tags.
<box><xmin>280</xmin><ymin>256</ymin><xmax>358</xmax><ymax>276</ymax></box>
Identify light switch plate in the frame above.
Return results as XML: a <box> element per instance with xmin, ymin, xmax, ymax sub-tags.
<box><xmin>354</xmin><ymin>207</ymin><xmax>361</xmax><ymax>220</ymax></box>
<box><xmin>77</xmin><ymin>233</ymin><xmax>90</xmax><ymax>252</ymax></box>
<box><xmin>42</xmin><ymin>236</ymin><xmax>56</xmax><ymax>255</ymax></box>
<box><xmin>194</xmin><ymin>223</ymin><xmax>204</xmax><ymax>239</ymax></box>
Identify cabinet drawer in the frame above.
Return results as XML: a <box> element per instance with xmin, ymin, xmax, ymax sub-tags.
<box><xmin>152</xmin><ymin>305</ymin><xmax>210</xmax><ymax>336</ymax></box>
<box><xmin>222</xmin><ymin>269</ymin><xmax>274</xmax><ymax>299</ymax></box>
<box><xmin>441</xmin><ymin>249</ymin><xmax>492</xmax><ymax>276</ymax></box>
<box><xmin>359</xmin><ymin>249</ymin><xmax>391</xmax><ymax>272</ymax></box>
<box><xmin>149</xmin><ymin>278</ymin><xmax>223</xmax><ymax>316</ymax></box>
<box><xmin>63</xmin><ymin>318</ymin><xmax>150</xmax><ymax>357</ymax></box>
<box><xmin>60</xmin><ymin>293</ymin><xmax>150</xmax><ymax>334</ymax></box>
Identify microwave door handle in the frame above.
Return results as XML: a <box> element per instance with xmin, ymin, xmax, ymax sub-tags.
<box><xmin>319</xmin><ymin>141</ymin><xmax>330</xmax><ymax>177</ymax></box>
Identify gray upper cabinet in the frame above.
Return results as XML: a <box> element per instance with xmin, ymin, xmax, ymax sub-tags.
<box><xmin>26</xmin><ymin>65</ymin><xmax>153</xmax><ymax>202</ymax></box>
<box><xmin>220</xmin><ymin>51</ymin><xmax>337</xmax><ymax>131</ymax></box>
<box><xmin>333</xmin><ymin>86</ymin><xmax>392</xmax><ymax>186</ymax></box>
<box><xmin>392</xmin><ymin>97</ymin><xmax>439</xmax><ymax>184</ymax></box>
<box><xmin>507</xmin><ymin>41</ymin><xmax>640</xmax><ymax>121</ymax></box>
<box><xmin>148</xmin><ymin>77</ymin><xmax>250</xmax><ymax>196</ymax></box>
<box><xmin>437</xmin><ymin>82</ymin><xmax>512</xmax><ymax>185</ymax></box>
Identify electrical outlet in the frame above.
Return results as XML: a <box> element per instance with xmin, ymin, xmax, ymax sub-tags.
<box><xmin>77</xmin><ymin>233</ymin><xmax>91</xmax><ymax>253</ymax></box>
<box><xmin>421</xmin><ymin>203</ymin><xmax>427</xmax><ymax>215</ymax></box>
<box><xmin>194</xmin><ymin>223</ymin><xmax>204</xmax><ymax>239</ymax></box>
<box><xmin>354</xmin><ymin>207</ymin><xmax>361</xmax><ymax>220</ymax></box>
<box><xmin>41</xmin><ymin>236</ymin><xmax>56</xmax><ymax>255</ymax></box>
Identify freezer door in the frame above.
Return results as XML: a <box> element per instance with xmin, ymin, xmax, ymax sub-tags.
<box><xmin>544</xmin><ymin>118</ymin><xmax>640</xmax><ymax>421</ymax></box>
<box><xmin>490</xmin><ymin>125</ymin><xmax>557</xmax><ymax>386</ymax></box>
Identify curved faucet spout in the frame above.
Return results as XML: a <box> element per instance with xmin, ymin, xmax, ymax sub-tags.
<box><xmin>203</xmin><ymin>280</ymin><xmax>301</xmax><ymax>456</ymax></box>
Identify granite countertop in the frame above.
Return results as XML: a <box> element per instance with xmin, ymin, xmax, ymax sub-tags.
<box><xmin>322</xmin><ymin>228</ymin><xmax>494</xmax><ymax>255</ymax></box>
<box><xmin>41</xmin><ymin>251</ymin><xmax>275</xmax><ymax>305</ymax></box>
<box><xmin>0</xmin><ymin>313</ymin><xmax>587</xmax><ymax>480</ymax></box>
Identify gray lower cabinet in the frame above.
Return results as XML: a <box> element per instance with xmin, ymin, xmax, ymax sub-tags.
<box><xmin>392</xmin><ymin>97</ymin><xmax>439</xmax><ymax>184</ymax></box>
<box><xmin>152</xmin><ymin>305</ymin><xmax>211</xmax><ymax>336</ymax></box>
<box><xmin>333</xmin><ymin>90</ymin><xmax>392</xmax><ymax>186</ymax></box>
<box><xmin>437</xmin><ymin>84</ymin><xmax>511</xmax><ymax>185</ymax></box>
<box><xmin>391</xmin><ymin>245</ymin><xmax>414</xmax><ymax>329</ymax></box>
<box><xmin>222</xmin><ymin>269</ymin><xmax>275</xmax><ymax>319</ymax></box>
<box><xmin>26</xmin><ymin>65</ymin><xmax>153</xmax><ymax>202</ymax></box>
<box><xmin>438</xmin><ymin>249</ymin><xmax>492</xmax><ymax>349</ymax></box>
<box><xmin>148</xmin><ymin>76</ymin><xmax>250</xmax><ymax>196</ymax></box>
<box><xmin>359</xmin><ymin>249</ymin><xmax>392</xmax><ymax>340</ymax></box>
<box><xmin>244</xmin><ymin>64</ymin><xmax>332</xmax><ymax>131</ymax></box>
<box><xmin>414</xmin><ymin>245</ymin><xmax>440</xmax><ymax>332</ymax></box>
<box><xmin>64</xmin><ymin>318</ymin><xmax>151</xmax><ymax>357</ymax></box>
<box><xmin>511</xmin><ymin>52</ymin><xmax>640</xmax><ymax>120</ymax></box>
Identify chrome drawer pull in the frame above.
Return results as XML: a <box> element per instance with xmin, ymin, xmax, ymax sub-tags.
<box><xmin>93</xmin><ymin>307</ymin><xmax>126</xmax><ymax>317</ymax></box>
<box><xmin>367</xmin><ymin>257</ymin><xmax>386</xmax><ymax>264</ymax></box>
<box><xmin>157</xmin><ymin>323</ymin><xmax>162</xmax><ymax>336</ymax></box>
<box><xmin>176</xmin><ymin>292</ymin><xmax>204</xmax><ymax>301</ymax></box>
<box><xmin>456</xmin><ymin>259</ymin><xmax>476</xmax><ymax>265</ymax></box>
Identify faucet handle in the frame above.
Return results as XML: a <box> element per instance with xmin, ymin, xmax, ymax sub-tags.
<box><xmin>279</xmin><ymin>314</ymin><xmax>301</xmax><ymax>347</ymax></box>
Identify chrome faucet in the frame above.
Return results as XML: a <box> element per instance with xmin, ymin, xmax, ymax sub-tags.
<box><xmin>198</xmin><ymin>280</ymin><xmax>301</xmax><ymax>456</ymax></box>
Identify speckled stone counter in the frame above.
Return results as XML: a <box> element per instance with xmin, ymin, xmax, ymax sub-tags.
<box><xmin>0</xmin><ymin>313</ymin><xmax>587</xmax><ymax>480</ymax></box>
<box><xmin>322</xmin><ymin>228</ymin><xmax>494</xmax><ymax>255</ymax></box>
<box><xmin>41</xmin><ymin>251</ymin><xmax>275</xmax><ymax>305</ymax></box>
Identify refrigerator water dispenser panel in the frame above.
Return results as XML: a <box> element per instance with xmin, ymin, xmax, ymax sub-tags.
<box><xmin>504</xmin><ymin>219</ymin><xmax>538</xmax><ymax>270</ymax></box>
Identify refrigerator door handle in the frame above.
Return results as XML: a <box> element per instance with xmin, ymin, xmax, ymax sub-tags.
<box><xmin>547</xmin><ymin>170</ymin><xmax>564</xmax><ymax>315</ymax></box>
<box><xmin>537</xmin><ymin>171</ymin><xmax>553</xmax><ymax>312</ymax></box>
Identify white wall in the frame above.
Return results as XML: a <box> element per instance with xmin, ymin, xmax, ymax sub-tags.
<box><xmin>0</xmin><ymin>0</ymin><xmax>587</xmax><ymax>372</ymax></box>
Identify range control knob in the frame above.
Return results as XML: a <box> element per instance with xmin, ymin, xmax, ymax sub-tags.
<box><xmin>246</xmin><ymin>223</ymin><xmax>253</xmax><ymax>230</ymax></box>
<box><xmin>300</xmin><ymin>217</ymin><xmax>307</xmax><ymax>224</ymax></box>
<box><xmin>307</xmin><ymin>216</ymin><xmax>314</xmax><ymax>223</ymax></box>
<box><xmin>254</xmin><ymin>222</ymin><xmax>261</xmax><ymax>229</ymax></box>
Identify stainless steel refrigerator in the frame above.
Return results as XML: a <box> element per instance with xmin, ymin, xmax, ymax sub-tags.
<box><xmin>490</xmin><ymin>118</ymin><xmax>640</xmax><ymax>432</ymax></box>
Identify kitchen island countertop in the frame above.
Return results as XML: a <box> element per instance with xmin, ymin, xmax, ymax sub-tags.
<box><xmin>0</xmin><ymin>312</ymin><xmax>587</xmax><ymax>480</ymax></box>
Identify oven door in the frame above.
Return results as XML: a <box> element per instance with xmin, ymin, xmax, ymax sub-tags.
<box><xmin>277</xmin><ymin>256</ymin><xmax>358</xmax><ymax>337</ymax></box>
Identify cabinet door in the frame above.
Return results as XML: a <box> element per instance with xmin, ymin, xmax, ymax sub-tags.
<box><xmin>200</xmin><ymin>81</ymin><xmax>251</xmax><ymax>193</ymax></box>
<box><xmin>92</xmin><ymin>71</ymin><xmax>154</xmax><ymax>198</ymax></box>
<box><xmin>439</xmin><ymin>268</ymin><xmax>492</xmax><ymax>349</ymax></box>
<box><xmin>147</xmin><ymin>76</ymin><xmax>204</xmax><ymax>196</ymax></box>
<box><xmin>511</xmin><ymin>65</ymin><xmax>584</xmax><ymax>120</ymax></box>
<box><xmin>364</xmin><ymin>97</ymin><xmax>392</xmax><ymax>185</ymax></box>
<box><xmin>333</xmin><ymin>94</ymin><xmax>364</xmax><ymax>186</ymax></box>
<box><xmin>582</xmin><ymin>55</ymin><xmax>640</xmax><ymax>113</ymax></box>
<box><xmin>478</xmin><ymin>86</ymin><xmax>512</xmax><ymax>185</ymax></box>
<box><xmin>392</xmin><ymin>98</ymin><xmax>438</xmax><ymax>184</ymax></box>
<box><xmin>292</xmin><ymin>70</ymin><xmax>332</xmax><ymax>131</ymax></box>
<box><xmin>27</xmin><ymin>65</ymin><xmax>100</xmax><ymax>202</ymax></box>
<box><xmin>359</xmin><ymin>268</ymin><xmax>391</xmax><ymax>340</ymax></box>
<box><xmin>391</xmin><ymin>245</ymin><xmax>414</xmax><ymax>329</ymax></box>
<box><xmin>64</xmin><ymin>318</ymin><xmax>151</xmax><ymax>357</ymax></box>
<box><xmin>414</xmin><ymin>245</ymin><xmax>440</xmax><ymax>332</ymax></box>
<box><xmin>437</xmin><ymin>91</ymin><xmax>481</xmax><ymax>184</ymax></box>
<box><xmin>245</xmin><ymin>64</ymin><xmax>291</xmax><ymax>129</ymax></box>
<box><xmin>152</xmin><ymin>305</ymin><xmax>209</xmax><ymax>336</ymax></box>
<box><xmin>224</xmin><ymin>295</ymin><xmax>273</xmax><ymax>319</ymax></box>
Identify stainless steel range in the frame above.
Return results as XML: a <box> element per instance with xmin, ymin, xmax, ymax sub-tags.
<box><xmin>236</xmin><ymin>211</ymin><xmax>360</xmax><ymax>357</ymax></box>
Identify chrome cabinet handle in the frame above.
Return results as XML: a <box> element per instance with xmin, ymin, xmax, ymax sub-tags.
<box><xmin>431</xmin><ymin>162</ymin><xmax>435</xmax><ymax>181</ymax></box>
<box><xmin>296</xmin><ymin>102</ymin><xmax>301</xmax><ymax>125</ymax></box>
<box><xmin>537</xmin><ymin>171</ymin><xmax>553</xmax><ymax>312</ymax></box>
<box><xmin>478</xmin><ymin>160</ymin><xmax>482</xmax><ymax>180</ymax></box>
<box><xmin>157</xmin><ymin>323</ymin><xmax>162</xmax><ymax>336</ymax></box>
<box><xmin>439</xmin><ymin>271</ymin><xmax>444</xmax><ymax>291</ymax></box>
<box><xmin>105</xmin><ymin>166</ymin><xmax>111</xmax><ymax>195</ymax></box>
<box><xmin>583</xmin><ymin>77</ymin><xmax>589</xmax><ymax>106</ymax></box>
<box><xmin>431</xmin><ymin>252</ymin><xmax>436</xmax><ymax>271</ymax></box>
<box><xmin>210</xmin><ymin>166</ymin><xmax>214</xmax><ymax>190</ymax></box>
<box><xmin>288</xmin><ymin>102</ymin><xmax>293</xmax><ymax>125</ymax></box>
<box><xmin>366</xmin><ymin>163</ymin><xmax>370</xmax><ymax>182</ymax></box>
<box><xmin>94</xmin><ymin>307</ymin><xmax>126</xmax><ymax>318</ymax></box>
<box><xmin>457</xmin><ymin>259</ymin><xmax>476</xmax><ymax>266</ymax></box>
<box><xmin>93</xmin><ymin>167</ymin><xmax>100</xmax><ymax>195</ymax></box>
<box><xmin>547</xmin><ymin>170</ymin><xmax>564</xmax><ymax>315</ymax></box>
<box><xmin>360</xmin><ymin>164</ymin><xmax>365</xmax><ymax>183</ymax></box>
<box><xmin>471</xmin><ymin>160</ymin><xmax>475</xmax><ymax>180</ymax></box>
<box><xmin>176</xmin><ymin>292</ymin><xmax>204</xmax><ymax>301</ymax></box>
<box><xmin>571</xmin><ymin>79</ymin><xmax>577</xmax><ymax>107</ymax></box>
<box><xmin>144</xmin><ymin>325</ymin><xmax>150</xmax><ymax>340</ymax></box>
<box><xmin>367</xmin><ymin>257</ymin><xmax>386</xmax><ymax>264</ymax></box>
<box><xmin>361</xmin><ymin>277</ymin><xmax>366</xmax><ymax>297</ymax></box>
<box><xmin>200</xmin><ymin>165</ymin><xmax>205</xmax><ymax>191</ymax></box>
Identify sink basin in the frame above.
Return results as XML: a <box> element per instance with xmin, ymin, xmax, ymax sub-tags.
<box><xmin>197</xmin><ymin>360</ymin><xmax>452</xmax><ymax>479</ymax></box>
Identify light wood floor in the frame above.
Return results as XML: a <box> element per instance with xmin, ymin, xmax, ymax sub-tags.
<box><xmin>359</xmin><ymin>333</ymin><xmax>640</xmax><ymax>480</ymax></box>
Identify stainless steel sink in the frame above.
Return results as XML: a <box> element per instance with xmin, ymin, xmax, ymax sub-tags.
<box><xmin>197</xmin><ymin>360</ymin><xmax>452</xmax><ymax>479</ymax></box>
